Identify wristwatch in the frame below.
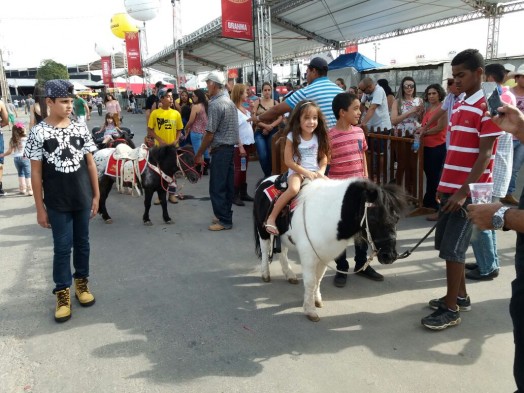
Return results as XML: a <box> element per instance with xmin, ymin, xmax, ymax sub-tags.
<box><xmin>492</xmin><ymin>206</ymin><xmax>511</xmax><ymax>230</ymax></box>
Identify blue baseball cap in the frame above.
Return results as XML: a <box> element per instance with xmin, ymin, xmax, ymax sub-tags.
<box><xmin>44</xmin><ymin>79</ymin><xmax>75</xmax><ymax>98</ymax></box>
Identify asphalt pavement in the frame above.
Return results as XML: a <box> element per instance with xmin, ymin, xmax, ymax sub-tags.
<box><xmin>0</xmin><ymin>109</ymin><xmax>520</xmax><ymax>392</ymax></box>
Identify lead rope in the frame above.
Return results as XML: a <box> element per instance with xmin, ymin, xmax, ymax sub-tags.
<box><xmin>301</xmin><ymin>200</ymin><xmax>377</xmax><ymax>275</ymax></box>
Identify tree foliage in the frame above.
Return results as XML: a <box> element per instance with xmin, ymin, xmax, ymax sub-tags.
<box><xmin>35</xmin><ymin>59</ymin><xmax>69</xmax><ymax>86</ymax></box>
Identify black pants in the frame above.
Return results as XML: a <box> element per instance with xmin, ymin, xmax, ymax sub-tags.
<box><xmin>335</xmin><ymin>240</ymin><xmax>369</xmax><ymax>271</ymax></box>
<box><xmin>512</xmin><ymin>188</ymin><xmax>524</xmax><ymax>392</ymax></box>
<box><xmin>423</xmin><ymin>143</ymin><xmax>446</xmax><ymax>210</ymax></box>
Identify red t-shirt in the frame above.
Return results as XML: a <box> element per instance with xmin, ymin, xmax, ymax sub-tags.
<box><xmin>328</xmin><ymin>126</ymin><xmax>367</xmax><ymax>180</ymax></box>
<box><xmin>437</xmin><ymin>90</ymin><xmax>503</xmax><ymax>194</ymax></box>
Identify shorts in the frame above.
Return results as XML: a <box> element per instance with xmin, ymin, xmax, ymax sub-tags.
<box><xmin>0</xmin><ymin>133</ymin><xmax>4</xmax><ymax>165</ymax></box>
<box><xmin>8</xmin><ymin>114</ymin><xmax>15</xmax><ymax>124</ymax></box>
<box><xmin>434</xmin><ymin>193</ymin><xmax>473</xmax><ymax>263</ymax></box>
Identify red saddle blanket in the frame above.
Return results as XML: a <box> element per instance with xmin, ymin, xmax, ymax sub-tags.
<box><xmin>104</xmin><ymin>153</ymin><xmax>147</xmax><ymax>181</ymax></box>
<box><xmin>263</xmin><ymin>184</ymin><xmax>299</xmax><ymax>212</ymax></box>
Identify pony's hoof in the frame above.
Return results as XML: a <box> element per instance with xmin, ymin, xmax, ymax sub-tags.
<box><xmin>164</xmin><ymin>219</ymin><xmax>173</xmax><ymax>224</ymax></box>
<box><xmin>288</xmin><ymin>278</ymin><xmax>299</xmax><ymax>285</ymax></box>
<box><xmin>143</xmin><ymin>220</ymin><xmax>153</xmax><ymax>226</ymax></box>
<box><xmin>315</xmin><ymin>300</ymin><xmax>323</xmax><ymax>308</ymax></box>
<box><xmin>262</xmin><ymin>275</ymin><xmax>271</xmax><ymax>283</ymax></box>
<box><xmin>306</xmin><ymin>313</ymin><xmax>320</xmax><ymax>322</ymax></box>
<box><xmin>104</xmin><ymin>218</ymin><xmax>113</xmax><ymax>224</ymax></box>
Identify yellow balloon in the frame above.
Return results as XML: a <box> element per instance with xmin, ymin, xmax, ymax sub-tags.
<box><xmin>110</xmin><ymin>13</ymin><xmax>138</xmax><ymax>39</ymax></box>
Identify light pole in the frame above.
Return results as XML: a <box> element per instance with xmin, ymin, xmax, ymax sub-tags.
<box><xmin>373</xmin><ymin>42</ymin><xmax>380</xmax><ymax>62</ymax></box>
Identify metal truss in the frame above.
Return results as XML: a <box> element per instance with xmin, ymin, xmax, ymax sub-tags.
<box><xmin>272</xmin><ymin>0</ymin><xmax>315</xmax><ymax>14</ymax></box>
<box><xmin>271</xmin><ymin>15</ymin><xmax>339</xmax><ymax>48</ymax></box>
<box><xmin>211</xmin><ymin>40</ymin><xmax>253</xmax><ymax>60</ymax></box>
<box><xmin>257</xmin><ymin>0</ymin><xmax>274</xmax><ymax>89</ymax></box>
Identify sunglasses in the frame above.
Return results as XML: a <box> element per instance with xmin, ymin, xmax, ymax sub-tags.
<box><xmin>404</xmin><ymin>84</ymin><xmax>415</xmax><ymax>89</ymax></box>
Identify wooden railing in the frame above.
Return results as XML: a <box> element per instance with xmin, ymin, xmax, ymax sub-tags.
<box><xmin>270</xmin><ymin>126</ymin><xmax>431</xmax><ymax>215</ymax></box>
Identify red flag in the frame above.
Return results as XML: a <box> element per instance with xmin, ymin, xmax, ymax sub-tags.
<box><xmin>101</xmin><ymin>56</ymin><xmax>112</xmax><ymax>85</ymax></box>
<box><xmin>221</xmin><ymin>0</ymin><xmax>253</xmax><ymax>41</ymax></box>
<box><xmin>125</xmin><ymin>31</ymin><xmax>143</xmax><ymax>76</ymax></box>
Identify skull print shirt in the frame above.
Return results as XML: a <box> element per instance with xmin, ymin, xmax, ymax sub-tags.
<box><xmin>24</xmin><ymin>120</ymin><xmax>97</xmax><ymax>211</ymax></box>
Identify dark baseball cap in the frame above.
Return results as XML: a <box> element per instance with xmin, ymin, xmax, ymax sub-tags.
<box><xmin>158</xmin><ymin>88</ymin><xmax>170</xmax><ymax>99</ymax></box>
<box><xmin>44</xmin><ymin>79</ymin><xmax>75</xmax><ymax>98</ymax></box>
<box><xmin>308</xmin><ymin>57</ymin><xmax>328</xmax><ymax>70</ymax></box>
<box><xmin>155</xmin><ymin>81</ymin><xmax>165</xmax><ymax>89</ymax></box>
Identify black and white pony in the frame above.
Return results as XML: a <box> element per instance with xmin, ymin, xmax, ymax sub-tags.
<box><xmin>94</xmin><ymin>145</ymin><xmax>199</xmax><ymax>225</ymax></box>
<box><xmin>253</xmin><ymin>176</ymin><xmax>407</xmax><ymax>322</ymax></box>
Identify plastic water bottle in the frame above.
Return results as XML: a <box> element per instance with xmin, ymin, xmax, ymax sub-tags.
<box><xmin>240</xmin><ymin>156</ymin><xmax>247</xmax><ymax>171</ymax></box>
<box><xmin>413</xmin><ymin>134</ymin><xmax>420</xmax><ymax>153</ymax></box>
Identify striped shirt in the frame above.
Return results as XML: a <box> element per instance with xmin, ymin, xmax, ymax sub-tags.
<box><xmin>437</xmin><ymin>90</ymin><xmax>503</xmax><ymax>194</ymax></box>
<box><xmin>328</xmin><ymin>127</ymin><xmax>367</xmax><ymax>180</ymax></box>
<box><xmin>285</xmin><ymin>76</ymin><xmax>343</xmax><ymax>128</ymax></box>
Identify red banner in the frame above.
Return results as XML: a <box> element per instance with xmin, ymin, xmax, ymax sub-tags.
<box><xmin>101</xmin><ymin>56</ymin><xmax>112</xmax><ymax>85</ymax></box>
<box><xmin>125</xmin><ymin>31</ymin><xmax>143</xmax><ymax>76</ymax></box>
<box><xmin>345</xmin><ymin>44</ymin><xmax>358</xmax><ymax>54</ymax></box>
<box><xmin>227</xmin><ymin>68</ymin><xmax>239</xmax><ymax>79</ymax></box>
<box><xmin>221</xmin><ymin>0</ymin><xmax>253</xmax><ymax>41</ymax></box>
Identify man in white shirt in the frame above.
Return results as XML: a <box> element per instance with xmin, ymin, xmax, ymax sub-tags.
<box><xmin>358</xmin><ymin>77</ymin><xmax>392</xmax><ymax>131</ymax></box>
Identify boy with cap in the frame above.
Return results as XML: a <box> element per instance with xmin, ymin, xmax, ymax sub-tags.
<box><xmin>147</xmin><ymin>88</ymin><xmax>184</xmax><ymax>204</ymax></box>
<box><xmin>145</xmin><ymin>81</ymin><xmax>165</xmax><ymax>125</ymax></box>
<box><xmin>24</xmin><ymin>79</ymin><xmax>100</xmax><ymax>323</ymax></box>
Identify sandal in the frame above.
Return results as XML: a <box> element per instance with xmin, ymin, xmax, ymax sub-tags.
<box><xmin>264</xmin><ymin>223</ymin><xmax>279</xmax><ymax>235</ymax></box>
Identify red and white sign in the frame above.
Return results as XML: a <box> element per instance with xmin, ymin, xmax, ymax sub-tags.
<box><xmin>345</xmin><ymin>44</ymin><xmax>358</xmax><ymax>54</ymax></box>
<box><xmin>125</xmin><ymin>31</ymin><xmax>143</xmax><ymax>76</ymax></box>
<box><xmin>227</xmin><ymin>68</ymin><xmax>239</xmax><ymax>79</ymax></box>
<box><xmin>101</xmin><ymin>56</ymin><xmax>113</xmax><ymax>85</ymax></box>
<box><xmin>221</xmin><ymin>0</ymin><xmax>253</xmax><ymax>41</ymax></box>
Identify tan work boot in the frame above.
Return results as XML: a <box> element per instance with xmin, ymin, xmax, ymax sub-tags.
<box><xmin>168</xmin><ymin>194</ymin><xmax>178</xmax><ymax>204</ymax></box>
<box><xmin>501</xmin><ymin>194</ymin><xmax>519</xmax><ymax>206</ymax></box>
<box><xmin>74</xmin><ymin>278</ymin><xmax>95</xmax><ymax>307</ymax></box>
<box><xmin>55</xmin><ymin>288</ymin><xmax>71</xmax><ymax>323</ymax></box>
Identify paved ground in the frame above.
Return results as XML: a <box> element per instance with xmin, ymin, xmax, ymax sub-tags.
<box><xmin>0</xmin><ymin>110</ymin><xmax>520</xmax><ymax>392</ymax></box>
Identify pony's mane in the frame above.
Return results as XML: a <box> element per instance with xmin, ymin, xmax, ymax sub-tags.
<box><xmin>378</xmin><ymin>183</ymin><xmax>408</xmax><ymax>222</ymax></box>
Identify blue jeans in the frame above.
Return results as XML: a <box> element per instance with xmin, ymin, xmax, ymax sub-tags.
<box><xmin>0</xmin><ymin>133</ymin><xmax>4</xmax><ymax>165</ymax></box>
<box><xmin>14</xmin><ymin>156</ymin><xmax>31</xmax><ymax>178</ymax></box>
<box><xmin>46</xmin><ymin>207</ymin><xmax>91</xmax><ymax>292</ymax></box>
<box><xmin>508</xmin><ymin>140</ymin><xmax>524</xmax><ymax>194</ymax></box>
<box><xmin>254</xmin><ymin>128</ymin><xmax>278</xmax><ymax>177</ymax></box>
<box><xmin>209</xmin><ymin>145</ymin><xmax>234</xmax><ymax>228</ymax></box>
<box><xmin>190</xmin><ymin>132</ymin><xmax>209</xmax><ymax>159</ymax></box>
<box><xmin>470</xmin><ymin>228</ymin><xmax>499</xmax><ymax>275</ymax></box>
<box><xmin>512</xmin><ymin>186</ymin><xmax>524</xmax><ymax>392</ymax></box>
<box><xmin>334</xmin><ymin>240</ymin><xmax>369</xmax><ymax>271</ymax></box>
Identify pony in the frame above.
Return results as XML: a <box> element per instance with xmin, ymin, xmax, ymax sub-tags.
<box><xmin>253</xmin><ymin>176</ymin><xmax>407</xmax><ymax>322</ymax></box>
<box><xmin>95</xmin><ymin>145</ymin><xmax>199</xmax><ymax>225</ymax></box>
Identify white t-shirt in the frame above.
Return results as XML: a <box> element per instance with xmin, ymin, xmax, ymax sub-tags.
<box><xmin>286</xmin><ymin>132</ymin><xmax>319</xmax><ymax>175</ymax></box>
<box><xmin>361</xmin><ymin>85</ymin><xmax>392</xmax><ymax>130</ymax></box>
<box><xmin>237</xmin><ymin>108</ymin><xmax>255</xmax><ymax>145</ymax></box>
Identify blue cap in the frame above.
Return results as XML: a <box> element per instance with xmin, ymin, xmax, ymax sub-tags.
<box><xmin>44</xmin><ymin>80</ymin><xmax>75</xmax><ymax>98</ymax></box>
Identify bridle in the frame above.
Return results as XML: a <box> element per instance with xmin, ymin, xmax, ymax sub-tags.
<box><xmin>147</xmin><ymin>147</ymin><xmax>200</xmax><ymax>192</ymax></box>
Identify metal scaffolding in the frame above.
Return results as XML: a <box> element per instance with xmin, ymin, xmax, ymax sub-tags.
<box><xmin>172</xmin><ymin>0</ymin><xmax>185</xmax><ymax>89</ymax></box>
<box><xmin>485</xmin><ymin>4</ymin><xmax>502</xmax><ymax>59</ymax></box>
<box><xmin>256</xmin><ymin>0</ymin><xmax>273</xmax><ymax>90</ymax></box>
<box><xmin>0</xmin><ymin>49</ymin><xmax>10</xmax><ymax>102</ymax></box>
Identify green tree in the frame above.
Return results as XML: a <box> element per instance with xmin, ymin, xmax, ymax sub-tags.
<box><xmin>35</xmin><ymin>59</ymin><xmax>69</xmax><ymax>86</ymax></box>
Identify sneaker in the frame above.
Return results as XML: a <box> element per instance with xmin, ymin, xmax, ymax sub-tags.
<box><xmin>421</xmin><ymin>305</ymin><xmax>461</xmax><ymax>330</ymax></box>
<box><xmin>466</xmin><ymin>268</ymin><xmax>499</xmax><ymax>281</ymax></box>
<box><xmin>501</xmin><ymin>194</ymin><xmax>519</xmax><ymax>206</ymax></box>
<box><xmin>208</xmin><ymin>223</ymin><xmax>232</xmax><ymax>231</ymax></box>
<box><xmin>55</xmin><ymin>288</ymin><xmax>71</xmax><ymax>323</ymax></box>
<box><xmin>465</xmin><ymin>263</ymin><xmax>478</xmax><ymax>271</ymax></box>
<box><xmin>168</xmin><ymin>194</ymin><xmax>178</xmax><ymax>204</ymax></box>
<box><xmin>429</xmin><ymin>295</ymin><xmax>471</xmax><ymax>312</ymax></box>
<box><xmin>355</xmin><ymin>265</ymin><xmax>384</xmax><ymax>281</ymax></box>
<box><xmin>74</xmin><ymin>278</ymin><xmax>95</xmax><ymax>307</ymax></box>
<box><xmin>333</xmin><ymin>272</ymin><xmax>348</xmax><ymax>288</ymax></box>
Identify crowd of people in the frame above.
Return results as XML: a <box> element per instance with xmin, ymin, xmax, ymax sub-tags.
<box><xmin>2</xmin><ymin>48</ymin><xmax>524</xmax><ymax>391</ymax></box>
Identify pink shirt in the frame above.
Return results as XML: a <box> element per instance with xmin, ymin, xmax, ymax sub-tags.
<box><xmin>328</xmin><ymin>126</ymin><xmax>367</xmax><ymax>180</ymax></box>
